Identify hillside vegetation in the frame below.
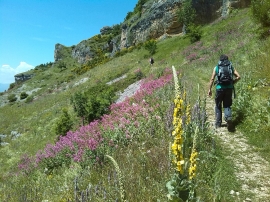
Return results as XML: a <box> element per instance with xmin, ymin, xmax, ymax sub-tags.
<box><xmin>0</xmin><ymin>6</ymin><xmax>270</xmax><ymax>202</ymax></box>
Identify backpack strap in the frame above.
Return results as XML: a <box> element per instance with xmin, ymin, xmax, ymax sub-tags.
<box><xmin>214</xmin><ymin>65</ymin><xmax>219</xmax><ymax>85</ymax></box>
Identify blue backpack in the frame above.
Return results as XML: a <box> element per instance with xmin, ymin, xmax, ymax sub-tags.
<box><xmin>216</xmin><ymin>60</ymin><xmax>233</xmax><ymax>85</ymax></box>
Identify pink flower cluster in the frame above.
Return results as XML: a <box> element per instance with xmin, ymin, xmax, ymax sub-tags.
<box><xmin>21</xmin><ymin>69</ymin><xmax>173</xmax><ymax>171</ymax></box>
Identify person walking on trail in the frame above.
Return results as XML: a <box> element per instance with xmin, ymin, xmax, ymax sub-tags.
<box><xmin>149</xmin><ymin>57</ymin><xmax>154</xmax><ymax>66</ymax></box>
<box><xmin>208</xmin><ymin>54</ymin><xmax>241</xmax><ymax>131</ymax></box>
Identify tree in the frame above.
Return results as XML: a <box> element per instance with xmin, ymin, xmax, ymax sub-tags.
<box><xmin>71</xmin><ymin>92</ymin><xmax>88</xmax><ymax>125</ymax></box>
<box><xmin>251</xmin><ymin>0</ymin><xmax>270</xmax><ymax>37</ymax></box>
<box><xmin>178</xmin><ymin>0</ymin><xmax>196</xmax><ymax>34</ymax></box>
<box><xmin>54</xmin><ymin>108</ymin><xmax>73</xmax><ymax>137</ymax></box>
<box><xmin>71</xmin><ymin>85</ymin><xmax>115</xmax><ymax>125</ymax></box>
<box><xmin>144</xmin><ymin>39</ymin><xmax>157</xmax><ymax>55</ymax></box>
<box><xmin>186</xmin><ymin>24</ymin><xmax>202</xmax><ymax>43</ymax></box>
<box><xmin>178</xmin><ymin>0</ymin><xmax>202</xmax><ymax>43</ymax></box>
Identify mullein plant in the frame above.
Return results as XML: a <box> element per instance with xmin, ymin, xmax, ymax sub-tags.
<box><xmin>106</xmin><ymin>155</ymin><xmax>126</xmax><ymax>202</ymax></box>
<box><xmin>166</xmin><ymin>66</ymin><xmax>197</xmax><ymax>201</ymax></box>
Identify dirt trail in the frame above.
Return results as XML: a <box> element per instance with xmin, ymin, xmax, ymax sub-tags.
<box><xmin>206</xmin><ymin>97</ymin><xmax>270</xmax><ymax>202</ymax></box>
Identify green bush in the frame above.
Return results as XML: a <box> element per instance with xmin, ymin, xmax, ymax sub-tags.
<box><xmin>251</xmin><ymin>0</ymin><xmax>270</xmax><ymax>27</ymax></box>
<box><xmin>251</xmin><ymin>0</ymin><xmax>270</xmax><ymax>37</ymax></box>
<box><xmin>125</xmin><ymin>11</ymin><xmax>133</xmax><ymax>21</ymax></box>
<box><xmin>177</xmin><ymin>0</ymin><xmax>196</xmax><ymax>32</ymax></box>
<box><xmin>25</xmin><ymin>95</ymin><xmax>34</xmax><ymax>103</ymax></box>
<box><xmin>134</xmin><ymin>68</ymin><xmax>144</xmax><ymax>80</ymax></box>
<box><xmin>54</xmin><ymin>108</ymin><xmax>73</xmax><ymax>137</ymax></box>
<box><xmin>8</xmin><ymin>94</ymin><xmax>17</xmax><ymax>102</ymax></box>
<box><xmin>71</xmin><ymin>85</ymin><xmax>116</xmax><ymax>125</ymax></box>
<box><xmin>57</xmin><ymin>61</ymin><xmax>67</xmax><ymax>71</ymax></box>
<box><xmin>144</xmin><ymin>39</ymin><xmax>157</xmax><ymax>55</ymax></box>
<box><xmin>9</xmin><ymin>83</ymin><xmax>16</xmax><ymax>90</ymax></box>
<box><xmin>20</xmin><ymin>92</ymin><xmax>29</xmax><ymax>100</ymax></box>
<box><xmin>187</xmin><ymin>24</ymin><xmax>202</xmax><ymax>43</ymax></box>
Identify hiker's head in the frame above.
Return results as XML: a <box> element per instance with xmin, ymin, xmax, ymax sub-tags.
<box><xmin>220</xmin><ymin>54</ymin><xmax>228</xmax><ymax>61</ymax></box>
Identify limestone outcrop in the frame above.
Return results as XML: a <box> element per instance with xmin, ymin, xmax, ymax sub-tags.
<box><xmin>53</xmin><ymin>0</ymin><xmax>251</xmax><ymax>63</ymax></box>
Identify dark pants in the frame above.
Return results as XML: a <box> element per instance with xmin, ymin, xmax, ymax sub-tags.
<box><xmin>215</xmin><ymin>88</ymin><xmax>233</xmax><ymax>126</ymax></box>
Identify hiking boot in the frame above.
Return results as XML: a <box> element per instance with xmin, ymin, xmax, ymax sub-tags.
<box><xmin>215</xmin><ymin>123</ymin><xmax>221</xmax><ymax>129</ymax></box>
<box><xmin>227</xmin><ymin>120</ymin><xmax>235</xmax><ymax>132</ymax></box>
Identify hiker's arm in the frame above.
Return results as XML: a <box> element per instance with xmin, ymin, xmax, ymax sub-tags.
<box><xmin>233</xmin><ymin>69</ymin><xmax>241</xmax><ymax>84</ymax></box>
<box><xmin>208</xmin><ymin>68</ymin><xmax>216</xmax><ymax>97</ymax></box>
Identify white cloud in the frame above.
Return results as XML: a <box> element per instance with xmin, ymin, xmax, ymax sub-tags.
<box><xmin>0</xmin><ymin>62</ymin><xmax>34</xmax><ymax>84</ymax></box>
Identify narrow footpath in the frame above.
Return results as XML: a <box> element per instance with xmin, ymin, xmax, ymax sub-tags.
<box><xmin>206</xmin><ymin>97</ymin><xmax>270</xmax><ymax>202</ymax></box>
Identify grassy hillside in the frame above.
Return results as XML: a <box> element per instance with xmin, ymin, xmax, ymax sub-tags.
<box><xmin>0</xmin><ymin>7</ymin><xmax>269</xmax><ymax>201</ymax></box>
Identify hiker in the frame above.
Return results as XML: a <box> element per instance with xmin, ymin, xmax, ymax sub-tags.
<box><xmin>208</xmin><ymin>54</ymin><xmax>241</xmax><ymax>131</ymax></box>
<box><xmin>149</xmin><ymin>57</ymin><xmax>154</xmax><ymax>65</ymax></box>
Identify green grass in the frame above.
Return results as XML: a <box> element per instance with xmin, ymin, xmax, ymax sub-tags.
<box><xmin>0</xmin><ymin>7</ymin><xmax>270</xmax><ymax>201</ymax></box>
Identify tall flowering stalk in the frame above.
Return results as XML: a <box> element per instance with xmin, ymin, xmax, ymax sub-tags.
<box><xmin>106</xmin><ymin>155</ymin><xmax>126</xmax><ymax>202</ymax></box>
<box><xmin>171</xmin><ymin>66</ymin><xmax>185</xmax><ymax>174</ymax></box>
<box><xmin>167</xmin><ymin>66</ymin><xmax>197</xmax><ymax>201</ymax></box>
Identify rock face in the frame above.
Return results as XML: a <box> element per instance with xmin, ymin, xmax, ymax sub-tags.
<box><xmin>14</xmin><ymin>73</ymin><xmax>33</xmax><ymax>83</ymax></box>
<box><xmin>100</xmin><ymin>26</ymin><xmax>113</xmax><ymax>35</ymax></box>
<box><xmin>120</xmin><ymin>0</ymin><xmax>251</xmax><ymax>48</ymax></box>
<box><xmin>54</xmin><ymin>43</ymin><xmax>65</xmax><ymax>62</ymax></box>
<box><xmin>53</xmin><ymin>0</ymin><xmax>251</xmax><ymax>63</ymax></box>
<box><xmin>121</xmin><ymin>0</ymin><xmax>183</xmax><ymax>48</ymax></box>
<box><xmin>71</xmin><ymin>41</ymin><xmax>94</xmax><ymax>64</ymax></box>
<box><xmin>54</xmin><ymin>42</ymin><xmax>94</xmax><ymax>64</ymax></box>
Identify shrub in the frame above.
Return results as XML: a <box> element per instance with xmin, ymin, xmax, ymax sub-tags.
<box><xmin>57</xmin><ymin>61</ymin><xmax>67</xmax><ymax>71</ymax></box>
<box><xmin>251</xmin><ymin>0</ymin><xmax>270</xmax><ymax>37</ymax></box>
<box><xmin>25</xmin><ymin>95</ymin><xmax>34</xmax><ymax>103</ymax></box>
<box><xmin>144</xmin><ymin>39</ymin><xmax>157</xmax><ymax>55</ymax></box>
<box><xmin>115</xmin><ymin>48</ymin><xmax>128</xmax><ymax>57</ymax></box>
<box><xmin>251</xmin><ymin>0</ymin><xmax>270</xmax><ymax>28</ymax></box>
<box><xmin>134</xmin><ymin>68</ymin><xmax>144</xmax><ymax>80</ymax></box>
<box><xmin>9</xmin><ymin>83</ymin><xmax>16</xmax><ymax>90</ymax></box>
<box><xmin>54</xmin><ymin>108</ymin><xmax>73</xmax><ymax>137</ymax></box>
<box><xmin>187</xmin><ymin>24</ymin><xmax>202</xmax><ymax>43</ymax></box>
<box><xmin>70</xmin><ymin>92</ymin><xmax>88</xmax><ymax>125</ymax></box>
<box><xmin>134</xmin><ymin>0</ymin><xmax>148</xmax><ymax>17</ymax></box>
<box><xmin>71</xmin><ymin>85</ymin><xmax>115</xmax><ymax>125</ymax></box>
<box><xmin>177</xmin><ymin>0</ymin><xmax>196</xmax><ymax>33</ymax></box>
<box><xmin>20</xmin><ymin>92</ymin><xmax>29</xmax><ymax>100</ymax></box>
<box><xmin>125</xmin><ymin>11</ymin><xmax>133</xmax><ymax>21</ymax></box>
<box><xmin>8</xmin><ymin>94</ymin><xmax>17</xmax><ymax>102</ymax></box>
<box><xmin>111</xmin><ymin>24</ymin><xmax>121</xmax><ymax>36</ymax></box>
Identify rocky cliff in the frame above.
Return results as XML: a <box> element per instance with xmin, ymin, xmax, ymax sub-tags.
<box><xmin>54</xmin><ymin>0</ymin><xmax>251</xmax><ymax>63</ymax></box>
<box><xmin>14</xmin><ymin>73</ymin><xmax>34</xmax><ymax>83</ymax></box>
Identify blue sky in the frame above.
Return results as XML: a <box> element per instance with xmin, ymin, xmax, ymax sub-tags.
<box><xmin>0</xmin><ymin>0</ymin><xmax>138</xmax><ymax>91</ymax></box>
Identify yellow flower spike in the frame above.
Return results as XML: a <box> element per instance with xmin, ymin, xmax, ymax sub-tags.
<box><xmin>186</xmin><ymin>104</ymin><xmax>191</xmax><ymax>124</ymax></box>
<box><xmin>189</xmin><ymin>149</ymin><xmax>198</xmax><ymax>180</ymax></box>
<box><xmin>171</xmin><ymin>142</ymin><xmax>177</xmax><ymax>151</ymax></box>
<box><xmin>183</xmin><ymin>90</ymin><xmax>187</xmax><ymax>100</ymax></box>
<box><xmin>171</xmin><ymin>66</ymin><xmax>187</xmax><ymax>175</ymax></box>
